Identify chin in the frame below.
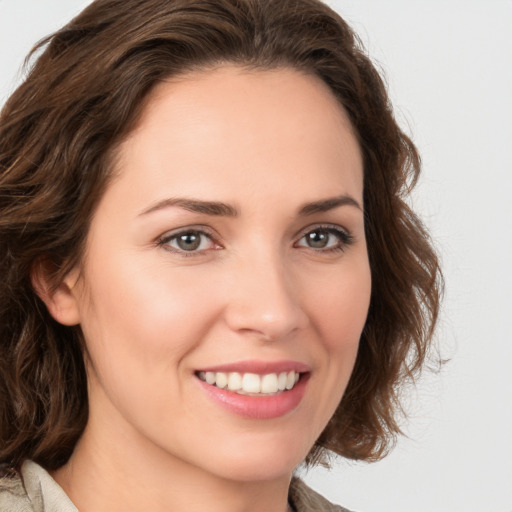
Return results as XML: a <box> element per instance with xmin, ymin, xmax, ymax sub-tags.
<box><xmin>198</xmin><ymin>432</ymin><xmax>312</xmax><ymax>483</ymax></box>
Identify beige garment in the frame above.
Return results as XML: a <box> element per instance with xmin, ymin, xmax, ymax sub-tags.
<box><xmin>0</xmin><ymin>461</ymin><xmax>352</xmax><ymax>512</ymax></box>
<box><xmin>289</xmin><ymin>478</ymin><xmax>353</xmax><ymax>512</ymax></box>
<box><xmin>0</xmin><ymin>461</ymin><xmax>77</xmax><ymax>512</ymax></box>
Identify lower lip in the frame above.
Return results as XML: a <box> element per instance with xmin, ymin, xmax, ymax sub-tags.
<box><xmin>197</xmin><ymin>374</ymin><xmax>309</xmax><ymax>419</ymax></box>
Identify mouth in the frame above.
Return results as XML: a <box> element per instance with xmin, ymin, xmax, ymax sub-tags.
<box><xmin>194</xmin><ymin>362</ymin><xmax>310</xmax><ymax>419</ymax></box>
<box><xmin>196</xmin><ymin>370</ymin><xmax>302</xmax><ymax>395</ymax></box>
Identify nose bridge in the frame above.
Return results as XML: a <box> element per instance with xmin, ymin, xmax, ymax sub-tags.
<box><xmin>224</xmin><ymin>244</ymin><xmax>308</xmax><ymax>340</ymax></box>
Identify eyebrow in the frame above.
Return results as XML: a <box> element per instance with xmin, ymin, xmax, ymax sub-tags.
<box><xmin>139</xmin><ymin>197</ymin><xmax>239</xmax><ymax>217</ymax></box>
<box><xmin>138</xmin><ymin>194</ymin><xmax>362</xmax><ymax>218</ymax></box>
<box><xmin>298</xmin><ymin>195</ymin><xmax>362</xmax><ymax>215</ymax></box>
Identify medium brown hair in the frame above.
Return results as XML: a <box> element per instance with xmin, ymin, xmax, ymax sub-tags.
<box><xmin>0</xmin><ymin>0</ymin><xmax>442</xmax><ymax>470</ymax></box>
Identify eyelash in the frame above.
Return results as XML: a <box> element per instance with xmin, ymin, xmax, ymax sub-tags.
<box><xmin>157</xmin><ymin>228</ymin><xmax>219</xmax><ymax>257</ymax></box>
<box><xmin>157</xmin><ymin>224</ymin><xmax>354</xmax><ymax>257</ymax></box>
<box><xmin>294</xmin><ymin>224</ymin><xmax>354</xmax><ymax>253</ymax></box>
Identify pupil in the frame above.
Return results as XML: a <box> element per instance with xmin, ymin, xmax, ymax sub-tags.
<box><xmin>177</xmin><ymin>233</ymin><xmax>201</xmax><ymax>251</ymax></box>
<box><xmin>307</xmin><ymin>231</ymin><xmax>328</xmax><ymax>248</ymax></box>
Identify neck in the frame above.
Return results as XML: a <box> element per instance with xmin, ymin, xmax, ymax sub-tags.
<box><xmin>52</xmin><ymin>420</ymin><xmax>294</xmax><ymax>512</ymax></box>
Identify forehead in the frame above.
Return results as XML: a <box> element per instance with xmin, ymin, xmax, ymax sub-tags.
<box><xmin>138</xmin><ymin>65</ymin><xmax>358</xmax><ymax>146</ymax></box>
<box><xmin>108</xmin><ymin>65</ymin><xmax>363</xmax><ymax>213</ymax></box>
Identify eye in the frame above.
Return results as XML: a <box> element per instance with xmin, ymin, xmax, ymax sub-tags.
<box><xmin>295</xmin><ymin>226</ymin><xmax>353</xmax><ymax>252</ymax></box>
<box><xmin>158</xmin><ymin>229</ymin><xmax>219</xmax><ymax>254</ymax></box>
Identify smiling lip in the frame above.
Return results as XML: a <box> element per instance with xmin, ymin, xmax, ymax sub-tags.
<box><xmin>195</xmin><ymin>360</ymin><xmax>310</xmax><ymax>419</ymax></box>
<box><xmin>195</xmin><ymin>360</ymin><xmax>310</xmax><ymax>375</ymax></box>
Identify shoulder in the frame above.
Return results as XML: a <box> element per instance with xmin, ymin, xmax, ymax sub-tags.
<box><xmin>0</xmin><ymin>461</ymin><xmax>77</xmax><ymax>512</ymax></box>
<box><xmin>289</xmin><ymin>477</ymin><xmax>356</xmax><ymax>512</ymax></box>
<box><xmin>0</xmin><ymin>467</ymin><xmax>33</xmax><ymax>512</ymax></box>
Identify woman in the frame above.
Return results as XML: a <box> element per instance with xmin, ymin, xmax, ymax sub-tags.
<box><xmin>0</xmin><ymin>0</ymin><xmax>442</xmax><ymax>511</ymax></box>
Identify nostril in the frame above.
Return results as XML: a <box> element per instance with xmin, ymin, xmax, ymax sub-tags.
<box><xmin>224</xmin><ymin>301</ymin><xmax>308</xmax><ymax>341</ymax></box>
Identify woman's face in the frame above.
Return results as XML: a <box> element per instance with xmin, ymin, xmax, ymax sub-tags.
<box><xmin>65</xmin><ymin>66</ymin><xmax>371</xmax><ymax>482</ymax></box>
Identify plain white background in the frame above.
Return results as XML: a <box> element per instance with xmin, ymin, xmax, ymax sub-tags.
<box><xmin>1</xmin><ymin>1</ymin><xmax>511</xmax><ymax>511</ymax></box>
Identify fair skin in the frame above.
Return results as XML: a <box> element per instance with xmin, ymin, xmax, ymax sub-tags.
<box><xmin>38</xmin><ymin>66</ymin><xmax>371</xmax><ymax>512</ymax></box>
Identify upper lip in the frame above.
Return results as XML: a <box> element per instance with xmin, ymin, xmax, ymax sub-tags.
<box><xmin>195</xmin><ymin>360</ymin><xmax>310</xmax><ymax>375</ymax></box>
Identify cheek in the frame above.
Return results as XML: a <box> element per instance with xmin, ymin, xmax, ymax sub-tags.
<box><xmin>77</xmin><ymin>257</ymin><xmax>221</xmax><ymax>378</ymax></box>
<box><xmin>308</xmin><ymin>256</ymin><xmax>371</xmax><ymax>397</ymax></box>
<box><xmin>309</xmin><ymin>259</ymin><xmax>371</xmax><ymax>350</ymax></box>
<box><xmin>76</xmin><ymin>259</ymin><xmax>225</xmax><ymax>429</ymax></box>
<box><xmin>294</xmin><ymin>258</ymin><xmax>371</xmax><ymax>442</ymax></box>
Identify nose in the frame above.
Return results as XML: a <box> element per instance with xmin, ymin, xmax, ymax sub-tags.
<box><xmin>223</xmin><ymin>251</ymin><xmax>309</xmax><ymax>341</ymax></box>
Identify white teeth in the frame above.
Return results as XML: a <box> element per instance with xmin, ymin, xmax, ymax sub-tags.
<box><xmin>227</xmin><ymin>372</ymin><xmax>242</xmax><ymax>391</ymax></box>
<box><xmin>242</xmin><ymin>373</ymin><xmax>261</xmax><ymax>393</ymax></box>
<box><xmin>215</xmin><ymin>372</ymin><xmax>228</xmax><ymax>389</ymax></box>
<box><xmin>261</xmin><ymin>373</ymin><xmax>279</xmax><ymax>393</ymax></box>
<box><xmin>285</xmin><ymin>371</ymin><xmax>295</xmax><ymax>390</ymax></box>
<box><xmin>278</xmin><ymin>372</ymin><xmax>287</xmax><ymax>391</ymax></box>
<box><xmin>198</xmin><ymin>370</ymin><xmax>302</xmax><ymax>394</ymax></box>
